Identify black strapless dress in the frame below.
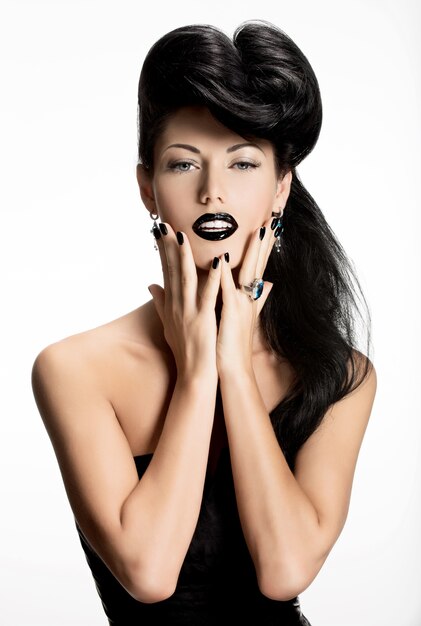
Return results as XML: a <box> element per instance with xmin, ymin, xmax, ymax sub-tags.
<box><xmin>75</xmin><ymin>448</ymin><xmax>312</xmax><ymax>625</ymax></box>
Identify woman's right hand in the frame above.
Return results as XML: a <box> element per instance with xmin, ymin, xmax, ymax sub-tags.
<box><xmin>148</xmin><ymin>222</ymin><xmax>222</xmax><ymax>380</ymax></box>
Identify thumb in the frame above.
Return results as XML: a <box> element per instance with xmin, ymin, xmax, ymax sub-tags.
<box><xmin>148</xmin><ymin>284</ymin><xmax>165</xmax><ymax>325</ymax></box>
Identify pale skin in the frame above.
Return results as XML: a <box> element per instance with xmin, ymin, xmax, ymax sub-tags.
<box><xmin>31</xmin><ymin>106</ymin><xmax>377</xmax><ymax>604</ymax></box>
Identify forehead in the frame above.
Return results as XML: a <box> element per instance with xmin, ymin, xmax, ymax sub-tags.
<box><xmin>154</xmin><ymin>106</ymin><xmax>273</xmax><ymax>156</ymax></box>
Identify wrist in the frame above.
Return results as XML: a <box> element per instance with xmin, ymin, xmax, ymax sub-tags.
<box><xmin>176</xmin><ymin>365</ymin><xmax>219</xmax><ymax>389</ymax></box>
<box><xmin>217</xmin><ymin>361</ymin><xmax>255</xmax><ymax>384</ymax></box>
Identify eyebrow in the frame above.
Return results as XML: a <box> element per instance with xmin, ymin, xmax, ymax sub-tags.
<box><xmin>164</xmin><ymin>142</ymin><xmax>265</xmax><ymax>154</ymax></box>
<box><xmin>227</xmin><ymin>142</ymin><xmax>264</xmax><ymax>154</ymax></box>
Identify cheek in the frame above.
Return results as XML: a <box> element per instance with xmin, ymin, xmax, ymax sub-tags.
<box><xmin>233</xmin><ymin>177</ymin><xmax>276</xmax><ymax>219</ymax></box>
<box><xmin>152</xmin><ymin>181</ymin><xmax>185</xmax><ymax>223</ymax></box>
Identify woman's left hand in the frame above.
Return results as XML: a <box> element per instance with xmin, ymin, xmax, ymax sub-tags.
<box><xmin>216</xmin><ymin>214</ymin><xmax>279</xmax><ymax>376</ymax></box>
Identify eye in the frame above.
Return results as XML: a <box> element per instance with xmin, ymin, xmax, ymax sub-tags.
<box><xmin>167</xmin><ymin>160</ymin><xmax>197</xmax><ymax>173</ymax></box>
<box><xmin>232</xmin><ymin>160</ymin><xmax>261</xmax><ymax>171</ymax></box>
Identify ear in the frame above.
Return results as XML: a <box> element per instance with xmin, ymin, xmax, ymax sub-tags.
<box><xmin>136</xmin><ymin>163</ymin><xmax>157</xmax><ymax>214</ymax></box>
<box><xmin>273</xmin><ymin>170</ymin><xmax>293</xmax><ymax>216</ymax></box>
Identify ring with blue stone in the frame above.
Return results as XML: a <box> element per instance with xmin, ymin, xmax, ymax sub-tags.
<box><xmin>240</xmin><ymin>278</ymin><xmax>264</xmax><ymax>301</ymax></box>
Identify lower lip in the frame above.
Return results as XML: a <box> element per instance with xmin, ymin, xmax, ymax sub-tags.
<box><xmin>192</xmin><ymin>227</ymin><xmax>237</xmax><ymax>241</ymax></box>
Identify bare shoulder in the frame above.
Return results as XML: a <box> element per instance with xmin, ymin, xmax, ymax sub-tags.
<box><xmin>30</xmin><ymin>302</ymin><xmax>174</xmax><ymax>591</ymax></box>
<box><xmin>32</xmin><ymin>300</ymin><xmax>173</xmax><ymax>454</ymax></box>
<box><xmin>35</xmin><ymin>302</ymin><xmax>156</xmax><ymax>365</ymax></box>
<box><xmin>32</xmin><ymin>301</ymin><xmax>167</xmax><ymax>387</ymax></box>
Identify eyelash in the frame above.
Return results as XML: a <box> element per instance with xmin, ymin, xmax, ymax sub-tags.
<box><xmin>167</xmin><ymin>160</ymin><xmax>261</xmax><ymax>173</ymax></box>
<box><xmin>168</xmin><ymin>161</ymin><xmax>196</xmax><ymax>173</ymax></box>
<box><xmin>234</xmin><ymin>161</ymin><xmax>260</xmax><ymax>171</ymax></box>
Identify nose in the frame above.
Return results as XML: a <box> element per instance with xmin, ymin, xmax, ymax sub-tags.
<box><xmin>198</xmin><ymin>164</ymin><xmax>225</xmax><ymax>205</ymax></box>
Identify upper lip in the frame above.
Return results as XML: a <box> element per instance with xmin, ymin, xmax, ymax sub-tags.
<box><xmin>192</xmin><ymin>212</ymin><xmax>238</xmax><ymax>229</ymax></box>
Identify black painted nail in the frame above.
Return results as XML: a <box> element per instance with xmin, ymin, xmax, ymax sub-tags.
<box><xmin>159</xmin><ymin>223</ymin><xmax>168</xmax><ymax>235</ymax></box>
<box><xmin>259</xmin><ymin>226</ymin><xmax>266</xmax><ymax>240</ymax></box>
<box><xmin>176</xmin><ymin>231</ymin><xmax>184</xmax><ymax>245</ymax></box>
<box><xmin>274</xmin><ymin>226</ymin><xmax>282</xmax><ymax>237</ymax></box>
<box><xmin>224</xmin><ymin>252</ymin><xmax>229</xmax><ymax>263</ymax></box>
<box><xmin>152</xmin><ymin>225</ymin><xmax>161</xmax><ymax>240</ymax></box>
<box><xmin>212</xmin><ymin>256</ymin><xmax>219</xmax><ymax>269</ymax></box>
<box><xmin>271</xmin><ymin>217</ymin><xmax>278</xmax><ymax>230</ymax></box>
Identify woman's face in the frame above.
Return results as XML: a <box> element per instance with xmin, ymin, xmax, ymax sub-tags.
<box><xmin>138</xmin><ymin>106</ymin><xmax>291</xmax><ymax>271</ymax></box>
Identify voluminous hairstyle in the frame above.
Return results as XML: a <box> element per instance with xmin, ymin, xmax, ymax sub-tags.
<box><xmin>137</xmin><ymin>21</ymin><xmax>372</xmax><ymax>471</ymax></box>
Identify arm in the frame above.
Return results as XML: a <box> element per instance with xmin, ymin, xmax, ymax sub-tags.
<box><xmin>32</xmin><ymin>339</ymin><xmax>218</xmax><ymax>603</ymax></box>
<box><xmin>216</xmin><ymin>218</ymin><xmax>377</xmax><ymax>600</ymax></box>
<box><xmin>31</xmin><ymin>220</ymin><xmax>224</xmax><ymax>601</ymax></box>
<box><xmin>219</xmin><ymin>358</ymin><xmax>377</xmax><ymax>601</ymax></box>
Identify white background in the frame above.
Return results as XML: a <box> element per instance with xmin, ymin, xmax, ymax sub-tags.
<box><xmin>1</xmin><ymin>1</ymin><xmax>420</xmax><ymax>624</ymax></box>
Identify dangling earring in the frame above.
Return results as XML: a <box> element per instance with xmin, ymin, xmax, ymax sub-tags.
<box><xmin>271</xmin><ymin>209</ymin><xmax>285</xmax><ymax>253</ymax></box>
<box><xmin>149</xmin><ymin>211</ymin><xmax>159</xmax><ymax>250</ymax></box>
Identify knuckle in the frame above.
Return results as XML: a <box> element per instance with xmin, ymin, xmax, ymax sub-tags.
<box><xmin>167</xmin><ymin>264</ymin><xmax>178</xmax><ymax>278</ymax></box>
<box><xmin>170</xmin><ymin>303</ymin><xmax>182</xmax><ymax>320</ymax></box>
<box><xmin>180</xmin><ymin>274</ymin><xmax>193</xmax><ymax>286</ymax></box>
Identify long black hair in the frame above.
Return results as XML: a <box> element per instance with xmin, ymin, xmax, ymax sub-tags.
<box><xmin>137</xmin><ymin>21</ymin><xmax>373</xmax><ymax>471</ymax></box>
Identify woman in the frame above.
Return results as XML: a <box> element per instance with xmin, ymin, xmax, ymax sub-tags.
<box><xmin>31</xmin><ymin>20</ymin><xmax>377</xmax><ymax>625</ymax></box>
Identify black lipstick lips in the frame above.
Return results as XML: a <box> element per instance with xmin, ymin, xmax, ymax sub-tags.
<box><xmin>192</xmin><ymin>212</ymin><xmax>238</xmax><ymax>241</ymax></box>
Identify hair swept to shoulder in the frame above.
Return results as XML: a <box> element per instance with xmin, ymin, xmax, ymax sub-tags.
<box><xmin>137</xmin><ymin>20</ymin><xmax>373</xmax><ymax>470</ymax></box>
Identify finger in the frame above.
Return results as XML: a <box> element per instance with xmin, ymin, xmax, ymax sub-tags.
<box><xmin>220</xmin><ymin>251</ymin><xmax>237</xmax><ymax>305</ymax></box>
<box><xmin>237</xmin><ymin>223</ymin><xmax>267</xmax><ymax>288</ymax></box>
<box><xmin>255</xmin><ymin>215</ymin><xmax>278</xmax><ymax>279</ymax></box>
<box><xmin>158</xmin><ymin>222</ymin><xmax>182</xmax><ymax>308</ymax></box>
<box><xmin>199</xmin><ymin>254</ymin><xmax>222</xmax><ymax>311</ymax></box>
<box><xmin>176</xmin><ymin>230</ymin><xmax>198</xmax><ymax>316</ymax></box>
<box><xmin>152</xmin><ymin>223</ymin><xmax>171</xmax><ymax>299</ymax></box>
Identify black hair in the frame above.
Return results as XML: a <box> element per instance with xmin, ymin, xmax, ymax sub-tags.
<box><xmin>137</xmin><ymin>20</ymin><xmax>373</xmax><ymax>471</ymax></box>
